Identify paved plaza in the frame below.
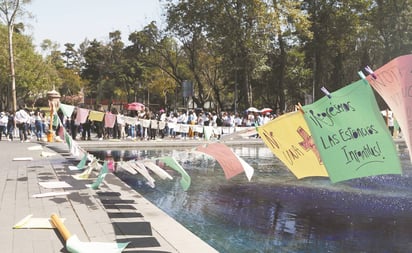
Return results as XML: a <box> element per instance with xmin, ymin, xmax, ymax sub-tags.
<box><xmin>0</xmin><ymin>139</ymin><xmax>220</xmax><ymax>253</ymax></box>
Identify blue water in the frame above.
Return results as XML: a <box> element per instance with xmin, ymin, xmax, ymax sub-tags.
<box><xmin>90</xmin><ymin>143</ymin><xmax>412</xmax><ymax>253</ymax></box>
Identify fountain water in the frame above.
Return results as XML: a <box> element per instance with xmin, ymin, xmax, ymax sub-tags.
<box><xmin>89</xmin><ymin>143</ymin><xmax>412</xmax><ymax>253</ymax></box>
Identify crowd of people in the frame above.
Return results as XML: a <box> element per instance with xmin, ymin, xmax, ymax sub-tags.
<box><xmin>0</xmin><ymin>106</ymin><xmax>48</xmax><ymax>142</ymax></box>
<box><xmin>0</xmin><ymin>106</ymin><xmax>277</xmax><ymax>142</ymax></box>
<box><xmin>72</xmin><ymin>108</ymin><xmax>276</xmax><ymax>141</ymax></box>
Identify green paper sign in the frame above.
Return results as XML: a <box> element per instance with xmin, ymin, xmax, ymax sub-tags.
<box><xmin>76</xmin><ymin>154</ymin><xmax>88</xmax><ymax>170</ymax></box>
<box><xmin>158</xmin><ymin>156</ymin><xmax>191</xmax><ymax>191</ymax></box>
<box><xmin>64</xmin><ymin>131</ymin><xmax>72</xmax><ymax>149</ymax></box>
<box><xmin>89</xmin><ymin>161</ymin><xmax>108</xmax><ymax>190</ymax></box>
<box><xmin>302</xmin><ymin>80</ymin><xmax>402</xmax><ymax>183</ymax></box>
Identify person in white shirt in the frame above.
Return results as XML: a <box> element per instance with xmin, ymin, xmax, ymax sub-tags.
<box><xmin>234</xmin><ymin>113</ymin><xmax>242</xmax><ymax>127</ymax></box>
<box><xmin>158</xmin><ymin>109</ymin><xmax>167</xmax><ymax>138</ymax></box>
<box><xmin>177</xmin><ymin>111</ymin><xmax>187</xmax><ymax>138</ymax></box>
<box><xmin>0</xmin><ymin>111</ymin><xmax>8</xmax><ymax>140</ymax></box>
<box><xmin>116</xmin><ymin>112</ymin><xmax>126</xmax><ymax>139</ymax></box>
<box><xmin>211</xmin><ymin>112</ymin><xmax>218</xmax><ymax>127</ymax></box>
<box><xmin>167</xmin><ymin>112</ymin><xmax>178</xmax><ymax>138</ymax></box>
<box><xmin>387</xmin><ymin>111</ymin><xmax>395</xmax><ymax>136</ymax></box>
<box><xmin>262</xmin><ymin>113</ymin><xmax>271</xmax><ymax>125</ymax></box>
<box><xmin>15</xmin><ymin>106</ymin><xmax>31</xmax><ymax>142</ymax></box>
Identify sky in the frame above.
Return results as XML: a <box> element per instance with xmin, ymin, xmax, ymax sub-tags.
<box><xmin>24</xmin><ymin>0</ymin><xmax>165</xmax><ymax>50</ymax></box>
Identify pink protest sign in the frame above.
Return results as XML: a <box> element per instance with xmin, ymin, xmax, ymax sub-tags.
<box><xmin>367</xmin><ymin>54</ymin><xmax>412</xmax><ymax>159</ymax></box>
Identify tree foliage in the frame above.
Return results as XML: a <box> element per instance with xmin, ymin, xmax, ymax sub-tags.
<box><xmin>2</xmin><ymin>0</ymin><xmax>412</xmax><ymax>113</ymax></box>
<box><xmin>0</xmin><ymin>0</ymin><xmax>31</xmax><ymax>111</ymax></box>
<box><xmin>0</xmin><ymin>24</ymin><xmax>58</xmax><ymax>110</ymax></box>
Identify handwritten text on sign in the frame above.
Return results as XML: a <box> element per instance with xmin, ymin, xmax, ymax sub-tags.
<box><xmin>257</xmin><ymin>111</ymin><xmax>328</xmax><ymax>179</ymax></box>
<box><xmin>303</xmin><ymin>80</ymin><xmax>401</xmax><ymax>183</ymax></box>
<box><xmin>367</xmin><ymin>54</ymin><xmax>412</xmax><ymax>161</ymax></box>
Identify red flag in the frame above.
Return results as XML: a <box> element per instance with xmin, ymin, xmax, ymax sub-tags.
<box><xmin>196</xmin><ymin>143</ymin><xmax>244</xmax><ymax>180</ymax></box>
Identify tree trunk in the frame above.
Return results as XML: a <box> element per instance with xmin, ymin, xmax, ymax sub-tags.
<box><xmin>277</xmin><ymin>33</ymin><xmax>286</xmax><ymax>113</ymax></box>
<box><xmin>240</xmin><ymin>59</ymin><xmax>253</xmax><ymax>108</ymax></box>
<box><xmin>2</xmin><ymin>0</ymin><xmax>21</xmax><ymax>112</ymax></box>
<box><xmin>8</xmin><ymin>24</ymin><xmax>17</xmax><ymax>112</ymax></box>
<box><xmin>313</xmin><ymin>48</ymin><xmax>322</xmax><ymax>101</ymax></box>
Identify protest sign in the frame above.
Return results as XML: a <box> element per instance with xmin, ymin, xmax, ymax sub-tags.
<box><xmin>258</xmin><ymin>111</ymin><xmax>329</xmax><ymax>179</ymax></box>
<box><xmin>302</xmin><ymin>80</ymin><xmax>401</xmax><ymax>183</ymax></box>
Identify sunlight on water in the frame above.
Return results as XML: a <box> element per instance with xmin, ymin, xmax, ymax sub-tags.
<box><xmin>90</xmin><ymin>142</ymin><xmax>412</xmax><ymax>253</ymax></box>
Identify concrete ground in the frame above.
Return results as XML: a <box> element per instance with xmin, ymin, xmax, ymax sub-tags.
<box><xmin>0</xmin><ymin>138</ymin><xmax>222</xmax><ymax>253</ymax></box>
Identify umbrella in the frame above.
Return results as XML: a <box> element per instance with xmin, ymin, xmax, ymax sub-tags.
<box><xmin>246</xmin><ymin>107</ymin><xmax>259</xmax><ymax>112</ymax></box>
<box><xmin>260</xmin><ymin>108</ymin><xmax>273</xmax><ymax>114</ymax></box>
<box><xmin>125</xmin><ymin>102</ymin><xmax>145</xmax><ymax>111</ymax></box>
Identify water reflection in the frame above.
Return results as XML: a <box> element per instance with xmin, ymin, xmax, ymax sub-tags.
<box><xmin>89</xmin><ymin>142</ymin><xmax>412</xmax><ymax>253</ymax></box>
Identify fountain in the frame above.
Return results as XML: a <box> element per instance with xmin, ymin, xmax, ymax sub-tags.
<box><xmin>88</xmin><ymin>142</ymin><xmax>412</xmax><ymax>253</ymax></box>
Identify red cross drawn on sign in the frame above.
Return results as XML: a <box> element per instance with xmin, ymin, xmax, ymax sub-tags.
<box><xmin>297</xmin><ymin>127</ymin><xmax>323</xmax><ymax>164</ymax></box>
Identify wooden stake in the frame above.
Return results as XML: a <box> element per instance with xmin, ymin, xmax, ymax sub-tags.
<box><xmin>50</xmin><ymin>213</ymin><xmax>72</xmax><ymax>241</ymax></box>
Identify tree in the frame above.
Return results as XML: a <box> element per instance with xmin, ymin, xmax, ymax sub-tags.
<box><xmin>0</xmin><ymin>0</ymin><xmax>30</xmax><ymax>111</ymax></box>
<box><xmin>62</xmin><ymin>43</ymin><xmax>82</xmax><ymax>71</ymax></box>
<box><xmin>165</xmin><ymin>0</ymin><xmax>284</xmax><ymax>111</ymax></box>
<box><xmin>81</xmin><ymin>39</ymin><xmax>111</xmax><ymax>104</ymax></box>
<box><xmin>32</xmin><ymin>0</ymin><xmax>412</xmax><ymax>114</ymax></box>
<box><xmin>302</xmin><ymin>0</ymin><xmax>370</xmax><ymax>100</ymax></box>
<box><xmin>263</xmin><ymin>0</ymin><xmax>313</xmax><ymax>112</ymax></box>
<box><xmin>368</xmin><ymin>0</ymin><xmax>412</xmax><ymax>64</ymax></box>
<box><xmin>125</xmin><ymin>22</ymin><xmax>185</xmax><ymax>108</ymax></box>
<box><xmin>0</xmin><ymin>24</ymin><xmax>58</xmax><ymax>109</ymax></box>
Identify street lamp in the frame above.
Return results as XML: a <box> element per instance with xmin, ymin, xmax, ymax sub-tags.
<box><xmin>46</xmin><ymin>89</ymin><xmax>61</xmax><ymax>142</ymax></box>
